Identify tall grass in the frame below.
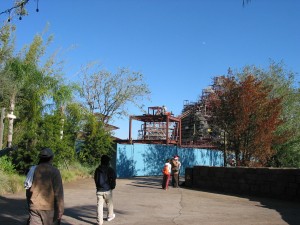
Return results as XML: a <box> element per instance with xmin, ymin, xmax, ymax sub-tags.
<box><xmin>0</xmin><ymin>161</ymin><xmax>95</xmax><ymax>195</ymax></box>
<box><xmin>60</xmin><ymin>161</ymin><xmax>95</xmax><ymax>182</ymax></box>
<box><xmin>0</xmin><ymin>170</ymin><xmax>24</xmax><ymax>194</ymax></box>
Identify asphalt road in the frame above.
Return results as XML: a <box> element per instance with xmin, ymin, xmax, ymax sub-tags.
<box><xmin>1</xmin><ymin>176</ymin><xmax>300</xmax><ymax>225</ymax></box>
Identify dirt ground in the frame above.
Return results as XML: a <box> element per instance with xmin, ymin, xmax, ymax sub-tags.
<box><xmin>1</xmin><ymin>176</ymin><xmax>300</xmax><ymax>225</ymax></box>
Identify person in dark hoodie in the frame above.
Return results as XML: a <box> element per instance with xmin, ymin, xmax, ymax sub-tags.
<box><xmin>94</xmin><ymin>155</ymin><xmax>116</xmax><ymax>225</ymax></box>
<box><xmin>26</xmin><ymin>148</ymin><xmax>64</xmax><ymax>225</ymax></box>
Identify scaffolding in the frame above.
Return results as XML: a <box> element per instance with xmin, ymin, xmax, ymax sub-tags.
<box><xmin>126</xmin><ymin>106</ymin><xmax>181</xmax><ymax>145</ymax></box>
<box><xmin>179</xmin><ymin>77</ymin><xmax>226</xmax><ymax>149</ymax></box>
<box><xmin>116</xmin><ymin>76</ymin><xmax>225</xmax><ymax>148</ymax></box>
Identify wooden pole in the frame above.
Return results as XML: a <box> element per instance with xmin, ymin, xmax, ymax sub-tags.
<box><xmin>223</xmin><ymin>131</ymin><xmax>227</xmax><ymax>167</ymax></box>
<box><xmin>0</xmin><ymin>108</ymin><xmax>5</xmax><ymax>150</ymax></box>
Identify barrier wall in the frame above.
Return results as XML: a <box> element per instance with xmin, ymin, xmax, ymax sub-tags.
<box><xmin>185</xmin><ymin>166</ymin><xmax>300</xmax><ymax>201</ymax></box>
<box><xmin>115</xmin><ymin>143</ymin><xmax>223</xmax><ymax>178</ymax></box>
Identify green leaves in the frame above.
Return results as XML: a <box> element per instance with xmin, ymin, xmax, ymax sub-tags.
<box><xmin>78</xmin><ymin>113</ymin><xmax>114</xmax><ymax>165</ymax></box>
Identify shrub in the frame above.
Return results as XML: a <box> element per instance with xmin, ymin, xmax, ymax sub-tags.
<box><xmin>0</xmin><ymin>170</ymin><xmax>24</xmax><ymax>194</ymax></box>
<box><xmin>60</xmin><ymin>161</ymin><xmax>94</xmax><ymax>182</ymax></box>
<box><xmin>0</xmin><ymin>160</ymin><xmax>93</xmax><ymax>194</ymax></box>
<box><xmin>0</xmin><ymin>156</ymin><xmax>16</xmax><ymax>174</ymax></box>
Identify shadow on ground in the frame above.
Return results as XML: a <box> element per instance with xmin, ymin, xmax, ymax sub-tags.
<box><xmin>1</xmin><ymin>177</ymin><xmax>300</xmax><ymax>225</ymax></box>
<box><xmin>0</xmin><ymin>195</ymin><xmax>28</xmax><ymax>225</ymax></box>
<box><xmin>179</xmin><ymin>181</ymin><xmax>300</xmax><ymax>225</ymax></box>
<box><xmin>125</xmin><ymin>176</ymin><xmax>163</xmax><ymax>189</ymax></box>
<box><xmin>0</xmin><ymin>193</ymin><xmax>130</xmax><ymax>225</ymax></box>
<box><xmin>118</xmin><ymin>176</ymin><xmax>300</xmax><ymax>225</ymax></box>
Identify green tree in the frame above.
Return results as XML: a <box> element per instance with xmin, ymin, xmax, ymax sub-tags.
<box><xmin>0</xmin><ymin>25</ymin><xmax>79</xmax><ymax>172</ymax></box>
<box><xmin>78</xmin><ymin>113</ymin><xmax>114</xmax><ymax>165</ymax></box>
<box><xmin>36</xmin><ymin>112</ymin><xmax>75</xmax><ymax>165</ymax></box>
<box><xmin>237</xmin><ymin>62</ymin><xmax>300</xmax><ymax>167</ymax></box>
<box><xmin>64</xmin><ymin>103</ymin><xmax>86</xmax><ymax>144</ymax></box>
<box><xmin>0</xmin><ymin>24</ymin><xmax>15</xmax><ymax>63</ymax></box>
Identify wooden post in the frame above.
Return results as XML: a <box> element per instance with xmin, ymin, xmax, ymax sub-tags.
<box><xmin>129</xmin><ymin>116</ymin><xmax>132</xmax><ymax>144</ymax></box>
<box><xmin>0</xmin><ymin>108</ymin><xmax>5</xmax><ymax>150</ymax></box>
<box><xmin>7</xmin><ymin>94</ymin><xmax>16</xmax><ymax>148</ymax></box>
<box><xmin>223</xmin><ymin>131</ymin><xmax>227</xmax><ymax>167</ymax></box>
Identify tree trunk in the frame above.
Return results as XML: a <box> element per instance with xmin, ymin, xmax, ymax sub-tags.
<box><xmin>7</xmin><ymin>94</ymin><xmax>16</xmax><ymax>148</ymax></box>
<box><xmin>223</xmin><ymin>132</ymin><xmax>227</xmax><ymax>167</ymax></box>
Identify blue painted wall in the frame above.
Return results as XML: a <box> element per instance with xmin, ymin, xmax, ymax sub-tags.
<box><xmin>116</xmin><ymin>143</ymin><xmax>224</xmax><ymax>178</ymax></box>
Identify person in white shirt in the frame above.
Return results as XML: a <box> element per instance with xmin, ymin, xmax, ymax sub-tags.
<box><xmin>162</xmin><ymin>159</ymin><xmax>171</xmax><ymax>190</ymax></box>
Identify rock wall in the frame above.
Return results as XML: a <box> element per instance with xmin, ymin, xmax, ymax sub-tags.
<box><xmin>185</xmin><ymin>166</ymin><xmax>300</xmax><ymax>201</ymax></box>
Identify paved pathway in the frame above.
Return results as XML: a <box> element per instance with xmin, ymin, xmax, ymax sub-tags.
<box><xmin>1</xmin><ymin>177</ymin><xmax>300</xmax><ymax>225</ymax></box>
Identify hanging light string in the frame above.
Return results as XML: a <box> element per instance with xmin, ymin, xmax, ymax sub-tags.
<box><xmin>0</xmin><ymin>0</ymin><xmax>39</xmax><ymax>22</ymax></box>
<box><xmin>242</xmin><ymin>0</ymin><xmax>251</xmax><ymax>7</ymax></box>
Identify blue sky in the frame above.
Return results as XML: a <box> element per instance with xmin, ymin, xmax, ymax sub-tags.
<box><xmin>1</xmin><ymin>0</ymin><xmax>300</xmax><ymax>139</ymax></box>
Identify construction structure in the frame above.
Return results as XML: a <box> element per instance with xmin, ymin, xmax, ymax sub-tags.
<box><xmin>180</xmin><ymin>76</ymin><xmax>225</xmax><ymax>148</ymax></box>
<box><xmin>127</xmin><ymin>106</ymin><xmax>181</xmax><ymax>145</ymax></box>
<box><xmin>118</xmin><ymin>76</ymin><xmax>225</xmax><ymax>148</ymax></box>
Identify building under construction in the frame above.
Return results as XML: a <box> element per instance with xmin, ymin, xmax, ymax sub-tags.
<box><xmin>127</xmin><ymin>106</ymin><xmax>181</xmax><ymax>145</ymax></box>
<box><xmin>119</xmin><ymin>76</ymin><xmax>225</xmax><ymax>149</ymax></box>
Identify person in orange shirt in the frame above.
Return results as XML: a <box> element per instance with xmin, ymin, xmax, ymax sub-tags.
<box><xmin>162</xmin><ymin>159</ymin><xmax>171</xmax><ymax>190</ymax></box>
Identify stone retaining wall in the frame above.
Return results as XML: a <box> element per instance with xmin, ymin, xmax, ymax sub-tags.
<box><xmin>185</xmin><ymin>166</ymin><xmax>300</xmax><ymax>201</ymax></box>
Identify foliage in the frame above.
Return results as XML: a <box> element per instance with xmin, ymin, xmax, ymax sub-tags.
<box><xmin>80</xmin><ymin>62</ymin><xmax>151</xmax><ymax>124</ymax></box>
<box><xmin>0</xmin><ymin>24</ymin><xmax>80</xmax><ymax>172</ymax></box>
<box><xmin>0</xmin><ymin>25</ymin><xmax>15</xmax><ymax>108</ymax></box>
<box><xmin>208</xmin><ymin>74</ymin><xmax>284</xmax><ymax>167</ymax></box>
<box><xmin>78</xmin><ymin>113</ymin><xmax>114</xmax><ymax>165</ymax></box>
<box><xmin>0</xmin><ymin>161</ymin><xmax>92</xmax><ymax>194</ymax></box>
<box><xmin>0</xmin><ymin>155</ymin><xmax>16</xmax><ymax>174</ymax></box>
<box><xmin>239</xmin><ymin>62</ymin><xmax>300</xmax><ymax>167</ymax></box>
<box><xmin>60</xmin><ymin>161</ymin><xmax>94</xmax><ymax>182</ymax></box>
<box><xmin>0</xmin><ymin>24</ymin><xmax>15</xmax><ymax>64</ymax></box>
<box><xmin>0</xmin><ymin>170</ymin><xmax>24</xmax><ymax>194</ymax></box>
<box><xmin>64</xmin><ymin>102</ymin><xmax>87</xmax><ymax>143</ymax></box>
<box><xmin>36</xmin><ymin>113</ymin><xmax>76</xmax><ymax>164</ymax></box>
<box><xmin>0</xmin><ymin>22</ymin><xmax>151</xmax><ymax>173</ymax></box>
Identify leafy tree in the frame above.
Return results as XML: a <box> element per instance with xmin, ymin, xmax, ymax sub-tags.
<box><xmin>80</xmin><ymin>62</ymin><xmax>151</xmax><ymax>124</ymax></box>
<box><xmin>78</xmin><ymin>113</ymin><xmax>114</xmax><ymax>165</ymax></box>
<box><xmin>64</xmin><ymin>102</ymin><xmax>86</xmax><ymax>144</ymax></box>
<box><xmin>0</xmin><ymin>25</ymin><xmax>80</xmax><ymax>172</ymax></box>
<box><xmin>0</xmin><ymin>24</ymin><xmax>15</xmax><ymax>63</ymax></box>
<box><xmin>0</xmin><ymin>24</ymin><xmax>119</xmax><ymax>172</ymax></box>
<box><xmin>36</xmin><ymin>112</ymin><xmax>75</xmax><ymax>165</ymax></box>
<box><xmin>238</xmin><ymin>62</ymin><xmax>300</xmax><ymax>167</ymax></box>
<box><xmin>208</xmin><ymin>74</ymin><xmax>284</xmax><ymax>167</ymax></box>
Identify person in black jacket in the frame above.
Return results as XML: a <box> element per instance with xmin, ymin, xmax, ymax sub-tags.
<box><xmin>94</xmin><ymin>155</ymin><xmax>116</xmax><ymax>225</ymax></box>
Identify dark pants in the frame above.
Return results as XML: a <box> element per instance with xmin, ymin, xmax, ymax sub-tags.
<box><xmin>172</xmin><ymin>173</ymin><xmax>179</xmax><ymax>187</ymax></box>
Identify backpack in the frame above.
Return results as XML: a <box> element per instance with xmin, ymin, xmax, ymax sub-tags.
<box><xmin>162</xmin><ymin>165</ymin><xmax>169</xmax><ymax>175</ymax></box>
